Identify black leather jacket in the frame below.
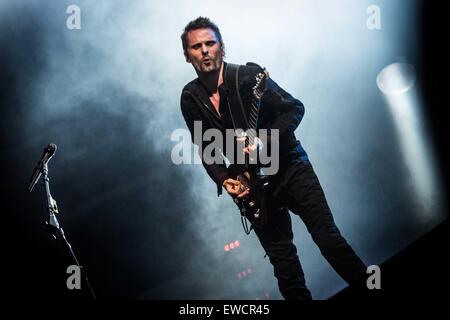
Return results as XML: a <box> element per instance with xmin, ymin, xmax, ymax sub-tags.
<box><xmin>180</xmin><ymin>62</ymin><xmax>308</xmax><ymax>195</ymax></box>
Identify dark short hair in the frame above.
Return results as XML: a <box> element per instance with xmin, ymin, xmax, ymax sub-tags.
<box><xmin>181</xmin><ymin>17</ymin><xmax>224</xmax><ymax>54</ymax></box>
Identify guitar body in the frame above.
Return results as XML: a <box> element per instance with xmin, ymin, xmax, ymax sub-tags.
<box><xmin>228</xmin><ymin>164</ymin><xmax>270</xmax><ymax>228</ymax></box>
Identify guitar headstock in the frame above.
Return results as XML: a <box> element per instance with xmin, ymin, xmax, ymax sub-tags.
<box><xmin>252</xmin><ymin>69</ymin><xmax>268</xmax><ymax>100</ymax></box>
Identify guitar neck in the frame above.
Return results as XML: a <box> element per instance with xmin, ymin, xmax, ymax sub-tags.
<box><xmin>245</xmin><ymin>100</ymin><xmax>260</xmax><ymax>146</ymax></box>
<box><xmin>244</xmin><ymin>71</ymin><xmax>267</xmax><ymax>147</ymax></box>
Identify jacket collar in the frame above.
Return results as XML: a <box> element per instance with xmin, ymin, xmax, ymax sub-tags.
<box><xmin>194</xmin><ymin>62</ymin><xmax>229</xmax><ymax>120</ymax></box>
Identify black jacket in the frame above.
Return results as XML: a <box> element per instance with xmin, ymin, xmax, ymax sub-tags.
<box><xmin>180</xmin><ymin>62</ymin><xmax>308</xmax><ymax>195</ymax></box>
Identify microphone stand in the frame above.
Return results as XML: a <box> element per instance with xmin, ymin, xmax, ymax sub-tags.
<box><xmin>40</xmin><ymin>161</ymin><xmax>97</xmax><ymax>301</ymax></box>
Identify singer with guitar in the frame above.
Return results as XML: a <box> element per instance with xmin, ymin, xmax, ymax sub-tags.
<box><xmin>180</xmin><ymin>17</ymin><xmax>368</xmax><ymax>299</ymax></box>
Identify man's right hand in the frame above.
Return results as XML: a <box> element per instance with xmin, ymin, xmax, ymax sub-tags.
<box><xmin>223</xmin><ymin>178</ymin><xmax>250</xmax><ymax>198</ymax></box>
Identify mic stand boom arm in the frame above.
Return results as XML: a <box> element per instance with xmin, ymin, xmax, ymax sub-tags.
<box><xmin>40</xmin><ymin>161</ymin><xmax>97</xmax><ymax>300</ymax></box>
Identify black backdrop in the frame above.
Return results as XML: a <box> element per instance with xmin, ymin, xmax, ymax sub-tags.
<box><xmin>1</xmin><ymin>1</ymin><xmax>447</xmax><ymax>302</ymax></box>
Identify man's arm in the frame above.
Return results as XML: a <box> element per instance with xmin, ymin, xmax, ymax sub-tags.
<box><xmin>262</xmin><ymin>77</ymin><xmax>305</xmax><ymax>137</ymax></box>
<box><xmin>243</xmin><ymin>63</ymin><xmax>305</xmax><ymax>143</ymax></box>
<box><xmin>180</xmin><ymin>90</ymin><xmax>229</xmax><ymax>196</ymax></box>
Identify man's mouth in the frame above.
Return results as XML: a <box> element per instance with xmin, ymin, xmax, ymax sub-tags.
<box><xmin>203</xmin><ymin>58</ymin><xmax>211</xmax><ymax>64</ymax></box>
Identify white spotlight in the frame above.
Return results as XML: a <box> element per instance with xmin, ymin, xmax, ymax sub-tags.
<box><xmin>377</xmin><ymin>62</ymin><xmax>442</xmax><ymax>220</ymax></box>
<box><xmin>376</xmin><ymin>62</ymin><xmax>416</xmax><ymax>95</ymax></box>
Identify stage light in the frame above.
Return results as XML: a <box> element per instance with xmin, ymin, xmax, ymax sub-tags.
<box><xmin>377</xmin><ymin>62</ymin><xmax>416</xmax><ymax>95</ymax></box>
<box><xmin>377</xmin><ymin>62</ymin><xmax>441</xmax><ymax>218</ymax></box>
<box><xmin>224</xmin><ymin>240</ymin><xmax>241</xmax><ymax>252</ymax></box>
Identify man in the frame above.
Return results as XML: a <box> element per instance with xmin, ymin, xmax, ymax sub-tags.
<box><xmin>180</xmin><ymin>17</ymin><xmax>367</xmax><ymax>299</ymax></box>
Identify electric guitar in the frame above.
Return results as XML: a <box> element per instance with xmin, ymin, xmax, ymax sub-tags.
<box><xmin>227</xmin><ymin>71</ymin><xmax>269</xmax><ymax>232</ymax></box>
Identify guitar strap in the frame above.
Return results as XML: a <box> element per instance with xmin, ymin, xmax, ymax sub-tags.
<box><xmin>224</xmin><ymin>63</ymin><xmax>249</xmax><ymax>133</ymax></box>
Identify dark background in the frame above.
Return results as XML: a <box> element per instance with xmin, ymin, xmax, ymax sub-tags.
<box><xmin>1</xmin><ymin>1</ymin><xmax>447</xmax><ymax>302</ymax></box>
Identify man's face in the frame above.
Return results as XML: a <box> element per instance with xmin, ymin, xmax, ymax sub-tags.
<box><xmin>185</xmin><ymin>28</ymin><xmax>224</xmax><ymax>73</ymax></box>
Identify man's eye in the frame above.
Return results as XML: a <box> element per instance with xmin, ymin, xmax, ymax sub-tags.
<box><xmin>192</xmin><ymin>44</ymin><xmax>201</xmax><ymax>49</ymax></box>
<box><xmin>206</xmin><ymin>41</ymin><xmax>216</xmax><ymax>46</ymax></box>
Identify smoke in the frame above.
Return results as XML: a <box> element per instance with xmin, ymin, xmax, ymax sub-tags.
<box><xmin>1</xmin><ymin>0</ymin><xmax>445</xmax><ymax>299</ymax></box>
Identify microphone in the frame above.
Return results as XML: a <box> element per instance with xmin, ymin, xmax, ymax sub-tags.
<box><xmin>28</xmin><ymin>143</ymin><xmax>57</xmax><ymax>192</ymax></box>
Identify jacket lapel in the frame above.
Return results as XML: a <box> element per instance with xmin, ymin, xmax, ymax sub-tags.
<box><xmin>195</xmin><ymin>79</ymin><xmax>222</xmax><ymax>121</ymax></box>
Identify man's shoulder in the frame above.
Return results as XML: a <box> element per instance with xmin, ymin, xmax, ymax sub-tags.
<box><xmin>181</xmin><ymin>78</ymin><xmax>200</xmax><ymax>96</ymax></box>
<box><xmin>228</xmin><ymin>61</ymin><xmax>265</xmax><ymax>75</ymax></box>
<box><xmin>244</xmin><ymin>61</ymin><xmax>265</xmax><ymax>70</ymax></box>
<box><xmin>232</xmin><ymin>62</ymin><xmax>266</xmax><ymax>89</ymax></box>
<box><xmin>180</xmin><ymin>78</ymin><xmax>202</xmax><ymax>115</ymax></box>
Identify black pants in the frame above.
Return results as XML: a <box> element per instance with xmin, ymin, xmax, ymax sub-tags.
<box><xmin>253</xmin><ymin>160</ymin><xmax>367</xmax><ymax>300</ymax></box>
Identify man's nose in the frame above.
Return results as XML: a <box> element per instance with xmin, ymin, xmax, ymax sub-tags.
<box><xmin>201</xmin><ymin>44</ymin><xmax>208</xmax><ymax>55</ymax></box>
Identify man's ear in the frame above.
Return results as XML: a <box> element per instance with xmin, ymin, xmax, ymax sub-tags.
<box><xmin>184</xmin><ymin>52</ymin><xmax>190</xmax><ymax>63</ymax></box>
